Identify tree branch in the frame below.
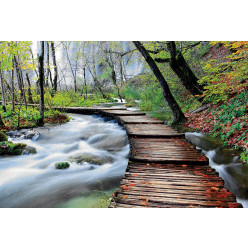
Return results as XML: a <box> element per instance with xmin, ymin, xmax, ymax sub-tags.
<box><xmin>154</xmin><ymin>57</ymin><xmax>170</xmax><ymax>63</ymax></box>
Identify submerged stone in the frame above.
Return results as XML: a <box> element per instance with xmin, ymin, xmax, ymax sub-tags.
<box><xmin>69</xmin><ymin>153</ymin><xmax>113</xmax><ymax>165</ymax></box>
<box><xmin>55</xmin><ymin>162</ymin><xmax>70</xmax><ymax>169</ymax></box>
<box><xmin>22</xmin><ymin>146</ymin><xmax>37</xmax><ymax>155</ymax></box>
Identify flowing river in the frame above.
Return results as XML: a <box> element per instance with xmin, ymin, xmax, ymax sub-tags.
<box><xmin>0</xmin><ymin>114</ymin><xmax>129</xmax><ymax>208</ymax></box>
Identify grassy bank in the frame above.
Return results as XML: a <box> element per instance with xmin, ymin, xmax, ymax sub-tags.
<box><xmin>0</xmin><ymin>104</ymin><xmax>69</xmax><ymax>131</ymax></box>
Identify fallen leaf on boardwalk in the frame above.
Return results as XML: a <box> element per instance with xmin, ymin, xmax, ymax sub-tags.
<box><xmin>141</xmin><ymin>181</ymin><xmax>148</xmax><ymax>184</ymax></box>
<box><xmin>132</xmin><ymin>174</ymin><xmax>138</xmax><ymax>176</ymax></box>
<box><xmin>182</xmin><ymin>164</ymin><xmax>188</xmax><ymax>167</ymax></box>
<box><xmin>121</xmin><ymin>185</ymin><xmax>130</xmax><ymax>190</ymax></box>
<box><xmin>147</xmin><ymin>163</ymin><xmax>150</xmax><ymax>166</ymax></box>
<box><xmin>122</xmin><ymin>195</ymin><xmax>128</xmax><ymax>199</ymax></box>
<box><xmin>141</xmin><ymin>202</ymin><xmax>147</xmax><ymax>206</ymax></box>
<box><xmin>209</xmin><ymin>187</ymin><xmax>219</xmax><ymax>192</ymax></box>
<box><xmin>129</xmin><ymin>183</ymin><xmax>136</xmax><ymax>187</ymax></box>
<box><xmin>140</xmin><ymin>196</ymin><xmax>147</xmax><ymax>201</ymax></box>
<box><xmin>203</xmin><ymin>174</ymin><xmax>211</xmax><ymax>178</ymax></box>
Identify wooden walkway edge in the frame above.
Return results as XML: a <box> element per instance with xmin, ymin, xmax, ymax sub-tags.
<box><xmin>55</xmin><ymin>106</ymin><xmax>242</xmax><ymax>208</ymax></box>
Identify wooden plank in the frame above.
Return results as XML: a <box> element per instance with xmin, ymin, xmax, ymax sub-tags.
<box><xmin>121</xmin><ymin>178</ymin><xmax>224</xmax><ymax>187</ymax></box>
<box><xmin>102</xmin><ymin>110</ymin><xmax>145</xmax><ymax>116</ymax></box>
<box><xmin>125</xmin><ymin>124</ymin><xmax>184</xmax><ymax>138</ymax></box>
<box><xmin>124</xmin><ymin>172</ymin><xmax>223</xmax><ymax>182</ymax></box>
<box><xmin>115</xmin><ymin>186</ymin><xmax>236</xmax><ymax>199</ymax></box>
<box><xmin>115</xmin><ymin>194</ymin><xmax>241</xmax><ymax>208</ymax></box>
<box><xmin>116</xmin><ymin>191</ymin><xmax>236</xmax><ymax>203</ymax></box>
<box><xmin>127</xmin><ymin>164</ymin><xmax>218</xmax><ymax>173</ymax></box>
<box><xmin>117</xmin><ymin>115</ymin><xmax>164</xmax><ymax>124</ymax></box>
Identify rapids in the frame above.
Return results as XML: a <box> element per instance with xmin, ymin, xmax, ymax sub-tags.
<box><xmin>0</xmin><ymin>114</ymin><xmax>129</xmax><ymax>208</ymax></box>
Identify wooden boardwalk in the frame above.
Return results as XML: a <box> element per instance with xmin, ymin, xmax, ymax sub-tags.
<box><xmin>56</xmin><ymin>107</ymin><xmax>242</xmax><ymax>208</ymax></box>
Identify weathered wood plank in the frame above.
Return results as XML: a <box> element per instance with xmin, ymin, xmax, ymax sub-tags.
<box><xmin>102</xmin><ymin>110</ymin><xmax>145</xmax><ymax>116</ymax></box>
<box><xmin>125</xmin><ymin>124</ymin><xmax>184</xmax><ymax>138</ymax></box>
<box><xmin>115</xmin><ymin>194</ymin><xmax>242</xmax><ymax>208</ymax></box>
<box><xmin>115</xmin><ymin>186</ymin><xmax>236</xmax><ymax>200</ymax></box>
<box><xmin>117</xmin><ymin>115</ymin><xmax>164</xmax><ymax>124</ymax></box>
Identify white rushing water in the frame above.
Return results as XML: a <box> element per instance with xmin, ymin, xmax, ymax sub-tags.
<box><xmin>0</xmin><ymin>114</ymin><xmax>129</xmax><ymax>208</ymax></box>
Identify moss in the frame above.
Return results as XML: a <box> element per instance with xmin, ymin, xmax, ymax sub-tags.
<box><xmin>0</xmin><ymin>141</ymin><xmax>27</xmax><ymax>155</ymax></box>
<box><xmin>55</xmin><ymin>162</ymin><xmax>70</xmax><ymax>169</ymax></box>
<box><xmin>0</xmin><ymin>131</ymin><xmax>8</xmax><ymax>142</ymax></box>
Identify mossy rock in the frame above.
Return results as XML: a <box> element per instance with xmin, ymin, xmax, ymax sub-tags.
<box><xmin>69</xmin><ymin>153</ymin><xmax>113</xmax><ymax>165</ymax></box>
<box><xmin>0</xmin><ymin>132</ymin><xmax>8</xmax><ymax>142</ymax></box>
<box><xmin>0</xmin><ymin>141</ymin><xmax>27</xmax><ymax>155</ymax></box>
<box><xmin>55</xmin><ymin>162</ymin><xmax>70</xmax><ymax>169</ymax></box>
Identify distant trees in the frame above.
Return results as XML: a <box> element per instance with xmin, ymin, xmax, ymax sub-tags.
<box><xmin>133</xmin><ymin>41</ymin><xmax>187</xmax><ymax>124</ymax></box>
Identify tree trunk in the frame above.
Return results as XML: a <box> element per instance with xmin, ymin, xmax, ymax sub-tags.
<box><xmin>111</xmin><ymin>68</ymin><xmax>123</xmax><ymax>102</ymax></box>
<box><xmin>13</xmin><ymin>55</ymin><xmax>27</xmax><ymax>109</ymax></box>
<box><xmin>83</xmin><ymin>67</ymin><xmax>87</xmax><ymax>100</ymax></box>
<box><xmin>133</xmin><ymin>41</ymin><xmax>187</xmax><ymax>124</ymax></box>
<box><xmin>45</xmin><ymin>41</ymin><xmax>50</xmax><ymax>88</ymax></box>
<box><xmin>37</xmin><ymin>41</ymin><xmax>45</xmax><ymax>126</ymax></box>
<box><xmin>51</xmin><ymin>41</ymin><xmax>58</xmax><ymax>96</ymax></box>
<box><xmin>11</xmin><ymin>62</ymin><xmax>15</xmax><ymax>111</ymax></box>
<box><xmin>0</xmin><ymin>64</ymin><xmax>6</xmax><ymax>112</ymax></box>
<box><xmin>0</xmin><ymin>113</ymin><xmax>4</xmax><ymax>128</ymax></box>
<box><xmin>167</xmin><ymin>41</ymin><xmax>203</xmax><ymax>99</ymax></box>
<box><xmin>26</xmin><ymin>72</ymin><xmax>33</xmax><ymax>103</ymax></box>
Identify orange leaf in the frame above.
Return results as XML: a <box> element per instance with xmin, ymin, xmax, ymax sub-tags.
<box><xmin>122</xmin><ymin>195</ymin><xmax>128</xmax><ymax>199</ymax></box>
<box><xmin>141</xmin><ymin>202</ymin><xmax>147</xmax><ymax>206</ymax></box>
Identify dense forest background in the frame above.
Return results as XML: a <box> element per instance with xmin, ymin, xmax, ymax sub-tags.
<box><xmin>0</xmin><ymin>41</ymin><xmax>247</xmax><ymax>163</ymax></box>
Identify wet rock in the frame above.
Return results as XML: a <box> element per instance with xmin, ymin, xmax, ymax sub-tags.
<box><xmin>55</xmin><ymin>162</ymin><xmax>70</xmax><ymax>169</ymax></box>
<box><xmin>22</xmin><ymin>146</ymin><xmax>37</xmax><ymax>155</ymax></box>
<box><xmin>185</xmin><ymin>133</ymin><xmax>223</xmax><ymax>151</ymax></box>
<box><xmin>69</xmin><ymin>153</ymin><xmax>113</xmax><ymax>165</ymax></box>
<box><xmin>88</xmin><ymin>134</ymin><xmax>128</xmax><ymax>152</ymax></box>
<box><xmin>25</xmin><ymin>130</ymin><xmax>40</xmax><ymax>141</ymax></box>
<box><xmin>6</xmin><ymin>130</ymin><xmax>40</xmax><ymax>141</ymax></box>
